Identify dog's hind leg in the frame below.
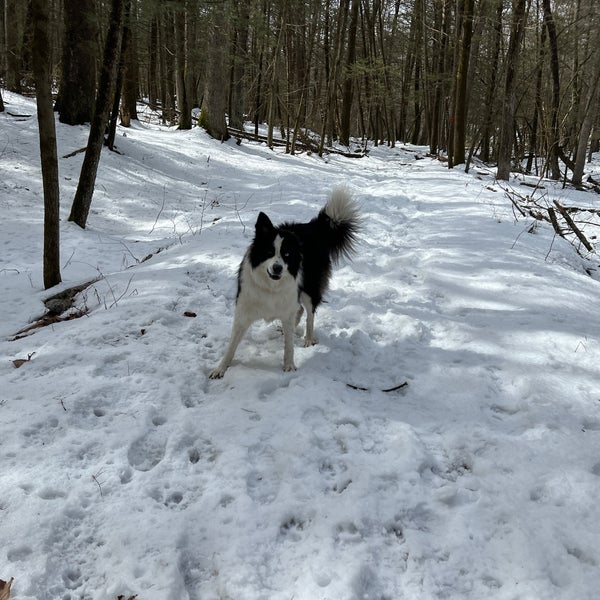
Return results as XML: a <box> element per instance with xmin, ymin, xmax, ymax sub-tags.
<box><xmin>282</xmin><ymin>316</ymin><xmax>297</xmax><ymax>371</ymax></box>
<box><xmin>209</xmin><ymin>320</ymin><xmax>250</xmax><ymax>379</ymax></box>
<box><xmin>300</xmin><ymin>292</ymin><xmax>318</xmax><ymax>347</ymax></box>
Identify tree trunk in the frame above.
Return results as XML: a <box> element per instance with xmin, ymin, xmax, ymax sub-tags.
<box><xmin>31</xmin><ymin>0</ymin><xmax>61</xmax><ymax>289</ymax></box>
<box><xmin>175</xmin><ymin>1</ymin><xmax>191</xmax><ymax>130</ymax></box>
<box><xmin>68</xmin><ymin>0</ymin><xmax>125</xmax><ymax>229</ymax></box>
<box><xmin>120</xmin><ymin>0</ymin><xmax>139</xmax><ymax>126</ymax></box>
<box><xmin>496</xmin><ymin>0</ymin><xmax>527</xmax><ymax>181</ymax></box>
<box><xmin>201</xmin><ymin>1</ymin><xmax>230</xmax><ymax>141</ymax></box>
<box><xmin>542</xmin><ymin>0</ymin><xmax>561</xmax><ymax>180</ymax></box>
<box><xmin>56</xmin><ymin>0</ymin><xmax>98</xmax><ymax>125</ymax></box>
<box><xmin>107</xmin><ymin>0</ymin><xmax>133</xmax><ymax>150</ymax></box>
<box><xmin>339</xmin><ymin>0</ymin><xmax>360</xmax><ymax>147</ymax></box>
<box><xmin>148</xmin><ymin>15</ymin><xmax>159</xmax><ymax>111</ymax></box>
<box><xmin>452</xmin><ymin>0</ymin><xmax>474</xmax><ymax>167</ymax></box>
<box><xmin>572</xmin><ymin>71</ymin><xmax>600</xmax><ymax>187</ymax></box>
<box><xmin>5</xmin><ymin>0</ymin><xmax>22</xmax><ymax>93</ymax></box>
<box><xmin>229</xmin><ymin>2</ymin><xmax>250</xmax><ymax>130</ymax></box>
<box><xmin>480</xmin><ymin>0</ymin><xmax>503</xmax><ymax>163</ymax></box>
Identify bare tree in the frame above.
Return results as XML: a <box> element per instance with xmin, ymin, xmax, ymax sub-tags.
<box><xmin>451</xmin><ymin>0</ymin><xmax>475</xmax><ymax>167</ymax></box>
<box><xmin>56</xmin><ymin>0</ymin><xmax>98</xmax><ymax>125</ymax></box>
<box><xmin>31</xmin><ymin>0</ymin><xmax>61</xmax><ymax>288</ymax></box>
<box><xmin>497</xmin><ymin>0</ymin><xmax>527</xmax><ymax>181</ymax></box>
<box><xmin>69</xmin><ymin>0</ymin><xmax>125</xmax><ymax>229</ymax></box>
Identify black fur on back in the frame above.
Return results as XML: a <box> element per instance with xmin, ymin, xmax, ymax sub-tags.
<box><xmin>280</xmin><ymin>196</ymin><xmax>360</xmax><ymax>311</ymax></box>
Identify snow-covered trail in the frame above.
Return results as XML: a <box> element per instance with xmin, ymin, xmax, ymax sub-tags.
<box><xmin>1</xmin><ymin>93</ymin><xmax>600</xmax><ymax>600</ymax></box>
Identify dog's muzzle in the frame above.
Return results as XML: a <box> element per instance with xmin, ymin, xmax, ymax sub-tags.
<box><xmin>268</xmin><ymin>263</ymin><xmax>283</xmax><ymax>280</ymax></box>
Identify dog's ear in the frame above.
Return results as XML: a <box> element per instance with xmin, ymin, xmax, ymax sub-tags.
<box><xmin>255</xmin><ymin>212</ymin><xmax>274</xmax><ymax>235</ymax></box>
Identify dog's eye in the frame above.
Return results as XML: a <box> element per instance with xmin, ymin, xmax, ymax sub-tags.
<box><xmin>282</xmin><ymin>252</ymin><xmax>290</xmax><ymax>259</ymax></box>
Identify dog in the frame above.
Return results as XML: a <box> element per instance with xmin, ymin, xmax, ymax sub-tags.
<box><xmin>209</xmin><ymin>187</ymin><xmax>360</xmax><ymax>378</ymax></box>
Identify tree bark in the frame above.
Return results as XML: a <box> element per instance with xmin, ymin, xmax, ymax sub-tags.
<box><xmin>496</xmin><ymin>0</ymin><xmax>527</xmax><ymax>181</ymax></box>
<box><xmin>31</xmin><ymin>0</ymin><xmax>61</xmax><ymax>289</ymax></box>
<box><xmin>56</xmin><ymin>0</ymin><xmax>98</xmax><ymax>125</ymax></box>
<box><xmin>339</xmin><ymin>0</ymin><xmax>360</xmax><ymax>147</ymax></box>
<box><xmin>542</xmin><ymin>0</ymin><xmax>561</xmax><ymax>180</ymax></box>
<box><xmin>68</xmin><ymin>0</ymin><xmax>125</xmax><ymax>229</ymax></box>
<box><xmin>201</xmin><ymin>1</ymin><xmax>230</xmax><ymax>141</ymax></box>
<box><xmin>175</xmin><ymin>1</ymin><xmax>191</xmax><ymax>130</ymax></box>
<box><xmin>572</xmin><ymin>71</ymin><xmax>600</xmax><ymax>187</ymax></box>
<box><xmin>452</xmin><ymin>0</ymin><xmax>475</xmax><ymax>167</ymax></box>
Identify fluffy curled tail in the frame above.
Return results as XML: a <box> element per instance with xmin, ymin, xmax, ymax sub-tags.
<box><xmin>319</xmin><ymin>186</ymin><xmax>360</xmax><ymax>264</ymax></box>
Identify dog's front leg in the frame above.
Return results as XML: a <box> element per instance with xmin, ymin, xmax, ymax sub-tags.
<box><xmin>281</xmin><ymin>317</ymin><xmax>297</xmax><ymax>372</ymax></box>
<box><xmin>209</xmin><ymin>320</ymin><xmax>250</xmax><ymax>379</ymax></box>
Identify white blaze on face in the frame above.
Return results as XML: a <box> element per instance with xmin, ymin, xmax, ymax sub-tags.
<box><xmin>267</xmin><ymin>235</ymin><xmax>285</xmax><ymax>280</ymax></box>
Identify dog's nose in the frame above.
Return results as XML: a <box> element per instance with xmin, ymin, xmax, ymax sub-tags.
<box><xmin>272</xmin><ymin>263</ymin><xmax>283</xmax><ymax>275</ymax></box>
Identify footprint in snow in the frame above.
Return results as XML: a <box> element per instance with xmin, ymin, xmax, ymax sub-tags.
<box><xmin>245</xmin><ymin>443</ymin><xmax>280</xmax><ymax>504</ymax></box>
<box><xmin>127</xmin><ymin>428</ymin><xmax>167</xmax><ymax>472</ymax></box>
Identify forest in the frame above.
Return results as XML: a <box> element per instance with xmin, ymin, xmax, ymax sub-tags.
<box><xmin>2</xmin><ymin>0</ymin><xmax>599</xmax><ymax>180</ymax></box>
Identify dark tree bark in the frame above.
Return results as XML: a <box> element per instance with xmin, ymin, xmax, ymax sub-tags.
<box><xmin>339</xmin><ymin>0</ymin><xmax>360</xmax><ymax>147</ymax></box>
<box><xmin>120</xmin><ymin>0</ymin><xmax>139</xmax><ymax>126</ymax></box>
<box><xmin>201</xmin><ymin>1</ymin><xmax>230</xmax><ymax>141</ymax></box>
<box><xmin>31</xmin><ymin>0</ymin><xmax>61</xmax><ymax>289</ymax></box>
<box><xmin>148</xmin><ymin>15</ymin><xmax>159</xmax><ymax>111</ymax></box>
<box><xmin>68</xmin><ymin>0</ymin><xmax>125</xmax><ymax>229</ymax></box>
<box><xmin>480</xmin><ymin>0</ymin><xmax>503</xmax><ymax>163</ymax></box>
<box><xmin>175</xmin><ymin>1</ymin><xmax>191</xmax><ymax>130</ymax></box>
<box><xmin>229</xmin><ymin>2</ymin><xmax>250</xmax><ymax>130</ymax></box>
<box><xmin>451</xmin><ymin>0</ymin><xmax>475</xmax><ymax>167</ymax></box>
<box><xmin>107</xmin><ymin>0</ymin><xmax>133</xmax><ymax>149</ymax></box>
<box><xmin>497</xmin><ymin>0</ymin><xmax>527</xmax><ymax>181</ymax></box>
<box><xmin>5</xmin><ymin>0</ymin><xmax>22</xmax><ymax>93</ymax></box>
<box><xmin>56</xmin><ymin>0</ymin><xmax>98</xmax><ymax>125</ymax></box>
<box><xmin>542</xmin><ymin>0</ymin><xmax>561</xmax><ymax>180</ymax></box>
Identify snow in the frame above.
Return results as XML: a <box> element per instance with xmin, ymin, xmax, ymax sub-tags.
<box><xmin>1</xmin><ymin>90</ymin><xmax>600</xmax><ymax>600</ymax></box>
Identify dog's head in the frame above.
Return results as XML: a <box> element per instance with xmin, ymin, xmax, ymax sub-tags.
<box><xmin>249</xmin><ymin>212</ymin><xmax>302</xmax><ymax>282</ymax></box>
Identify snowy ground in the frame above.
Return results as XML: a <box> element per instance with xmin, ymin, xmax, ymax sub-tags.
<box><xmin>1</xmin><ymin>91</ymin><xmax>600</xmax><ymax>600</ymax></box>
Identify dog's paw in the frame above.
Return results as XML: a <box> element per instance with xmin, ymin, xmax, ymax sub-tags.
<box><xmin>283</xmin><ymin>362</ymin><xmax>297</xmax><ymax>372</ymax></box>
<box><xmin>303</xmin><ymin>337</ymin><xmax>318</xmax><ymax>347</ymax></box>
<box><xmin>209</xmin><ymin>366</ymin><xmax>226</xmax><ymax>379</ymax></box>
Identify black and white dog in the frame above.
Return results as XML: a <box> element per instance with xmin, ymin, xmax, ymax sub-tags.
<box><xmin>209</xmin><ymin>188</ymin><xmax>360</xmax><ymax>378</ymax></box>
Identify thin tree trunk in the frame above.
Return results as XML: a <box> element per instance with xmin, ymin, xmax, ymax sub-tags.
<box><xmin>497</xmin><ymin>0</ymin><xmax>527</xmax><ymax>181</ymax></box>
<box><xmin>107</xmin><ymin>0</ymin><xmax>132</xmax><ymax>149</ymax></box>
<box><xmin>68</xmin><ymin>0</ymin><xmax>125</xmax><ymax>229</ymax></box>
<box><xmin>175</xmin><ymin>1</ymin><xmax>191</xmax><ymax>130</ymax></box>
<box><xmin>572</xmin><ymin>71</ymin><xmax>600</xmax><ymax>187</ymax></box>
<box><xmin>32</xmin><ymin>0</ymin><xmax>61</xmax><ymax>288</ymax></box>
<box><xmin>339</xmin><ymin>0</ymin><xmax>360</xmax><ymax>146</ymax></box>
<box><xmin>542</xmin><ymin>0</ymin><xmax>560</xmax><ymax>180</ymax></box>
<box><xmin>452</xmin><ymin>0</ymin><xmax>474</xmax><ymax>167</ymax></box>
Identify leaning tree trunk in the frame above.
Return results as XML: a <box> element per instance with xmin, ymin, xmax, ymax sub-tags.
<box><xmin>68</xmin><ymin>0</ymin><xmax>125</xmax><ymax>229</ymax></box>
<box><xmin>32</xmin><ymin>0</ymin><xmax>61</xmax><ymax>289</ymax></box>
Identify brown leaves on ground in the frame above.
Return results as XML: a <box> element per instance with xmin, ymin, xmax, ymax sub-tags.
<box><xmin>12</xmin><ymin>353</ymin><xmax>35</xmax><ymax>368</ymax></box>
